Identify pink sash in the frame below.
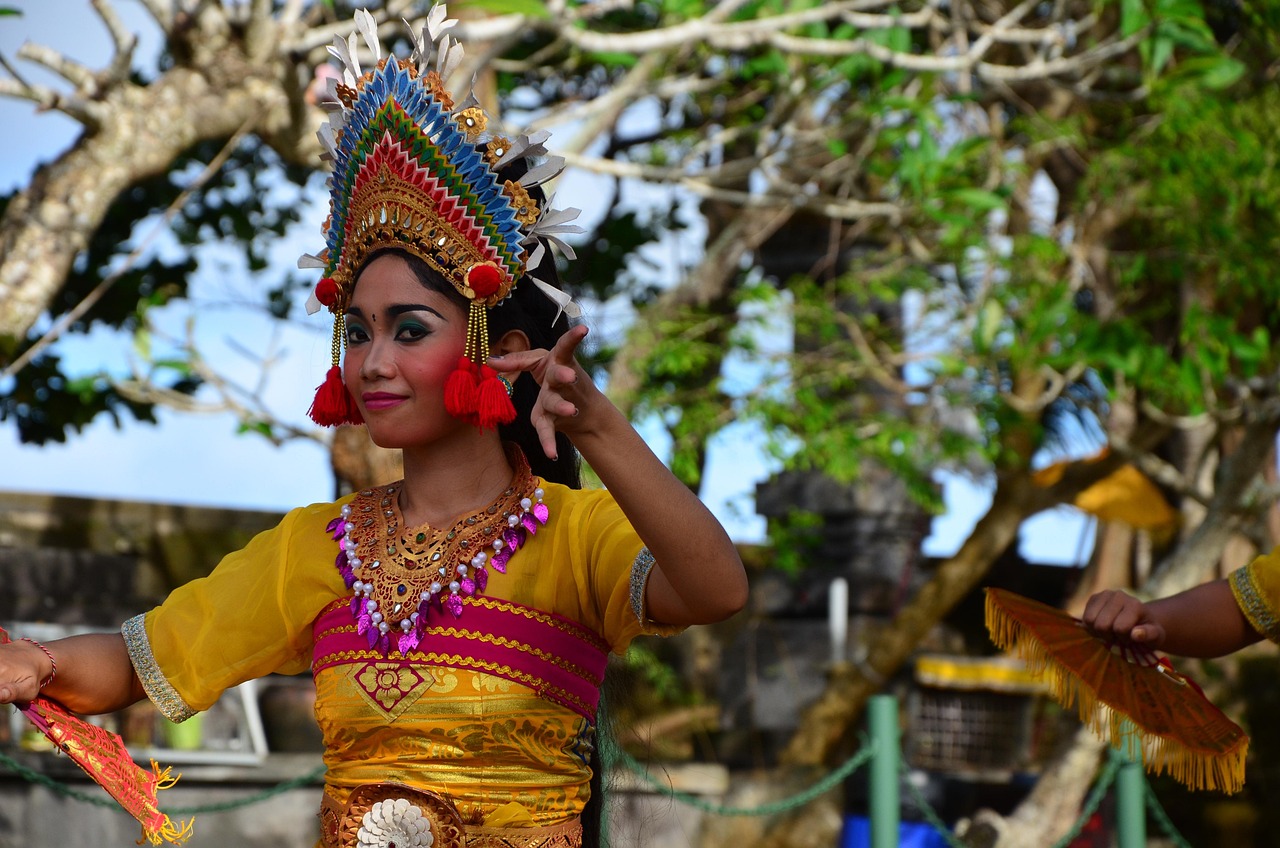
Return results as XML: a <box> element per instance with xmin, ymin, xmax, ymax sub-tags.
<box><xmin>313</xmin><ymin>596</ymin><xmax>610</xmax><ymax>721</ymax></box>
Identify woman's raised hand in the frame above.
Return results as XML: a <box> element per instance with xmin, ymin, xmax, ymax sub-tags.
<box><xmin>490</xmin><ymin>324</ymin><xmax>597</xmax><ymax>460</ymax></box>
<box><xmin>1081</xmin><ymin>589</ymin><xmax>1167</xmax><ymax>647</ymax></box>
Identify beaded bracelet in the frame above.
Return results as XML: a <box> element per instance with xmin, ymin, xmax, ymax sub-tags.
<box><xmin>19</xmin><ymin>637</ymin><xmax>57</xmax><ymax>689</ymax></box>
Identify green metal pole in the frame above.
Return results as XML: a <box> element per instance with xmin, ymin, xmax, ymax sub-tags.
<box><xmin>868</xmin><ymin>694</ymin><xmax>899</xmax><ymax>848</ymax></box>
<box><xmin>1115</xmin><ymin>729</ymin><xmax>1146</xmax><ymax>848</ymax></box>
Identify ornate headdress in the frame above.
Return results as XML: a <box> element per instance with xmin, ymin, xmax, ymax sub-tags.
<box><xmin>300</xmin><ymin>6</ymin><xmax>582</xmax><ymax>429</ymax></box>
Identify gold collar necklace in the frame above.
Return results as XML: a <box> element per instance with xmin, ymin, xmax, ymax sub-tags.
<box><xmin>328</xmin><ymin>448</ymin><xmax>549</xmax><ymax>653</ymax></box>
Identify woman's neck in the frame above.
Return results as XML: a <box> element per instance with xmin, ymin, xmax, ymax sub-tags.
<box><xmin>396</xmin><ymin>431</ymin><xmax>515</xmax><ymax>528</ymax></box>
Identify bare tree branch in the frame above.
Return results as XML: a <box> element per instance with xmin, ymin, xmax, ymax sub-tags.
<box><xmin>0</xmin><ymin>116</ymin><xmax>258</xmax><ymax>382</ymax></box>
<box><xmin>90</xmin><ymin>0</ymin><xmax>139</xmax><ymax>83</ymax></box>
<box><xmin>133</xmin><ymin>0</ymin><xmax>174</xmax><ymax>34</ymax></box>
<box><xmin>15</xmin><ymin>43</ymin><xmax>97</xmax><ymax>92</ymax></box>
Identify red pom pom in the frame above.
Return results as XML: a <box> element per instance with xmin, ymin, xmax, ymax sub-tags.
<box><xmin>465</xmin><ymin>262</ymin><xmax>503</xmax><ymax>299</ymax></box>
<box><xmin>308</xmin><ymin>365</ymin><xmax>363</xmax><ymax>427</ymax></box>
<box><xmin>475</xmin><ymin>366</ymin><xmax>516</xmax><ymax>430</ymax></box>
<box><xmin>315</xmin><ymin>277</ymin><xmax>340</xmax><ymax>307</ymax></box>
<box><xmin>445</xmin><ymin>357</ymin><xmax>480</xmax><ymax>422</ymax></box>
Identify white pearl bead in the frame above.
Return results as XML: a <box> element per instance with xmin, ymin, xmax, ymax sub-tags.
<box><xmin>430</xmin><ymin>582</ymin><xmax>441</xmax><ymax>593</ymax></box>
<box><xmin>371</xmin><ymin>612</ymin><xmax>383</xmax><ymax>624</ymax></box>
<box><xmin>421</xmin><ymin>591</ymin><xmax>430</xmax><ymax>601</ymax></box>
<box><xmin>401</xmin><ymin>619</ymin><xmax>412</xmax><ymax>630</ymax></box>
<box><xmin>534</xmin><ymin>488</ymin><xmax>544</xmax><ymax>500</ymax></box>
<box><xmin>449</xmin><ymin>581</ymin><xmax>460</xmax><ymax>593</ymax></box>
<box><xmin>351</xmin><ymin>557</ymin><xmax>362</xmax><ymax>569</ymax></box>
<box><xmin>378</xmin><ymin>622</ymin><xmax>389</xmax><ymax>634</ymax></box>
<box><xmin>366</xmin><ymin>599</ymin><xmax>377</xmax><ymax>613</ymax></box>
<box><xmin>493</xmin><ymin>539</ymin><xmax>504</xmax><ymax>551</ymax></box>
<box><xmin>520</xmin><ymin>498</ymin><xmax>532</xmax><ymax>511</ymax></box>
<box><xmin>508</xmin><ymin>515</ymin><xmax>519</xmax><ymax>527</ymax></box>
<box><xmin>458</xmin><ymin>564</ymin><xmax>468</xmax><ymax>575</ymax></box>
<box><xmin>353</xmin><ymin>581</ymin><xmax>364</xmax><ymax>592</ymax></box>
<box><xmin>344</xmin><ymin>522</ymin><xmax>355</xmax><ymax>534</ymax></box>
<box><xmin>341</xmin><ymin>504</ymin><xmax>352</xmax><ymax>518</ymax></box>
<box><xmin>473</xmin><ymin>552</ymin><xmax>487</xmax><ymax>565</ymax></box>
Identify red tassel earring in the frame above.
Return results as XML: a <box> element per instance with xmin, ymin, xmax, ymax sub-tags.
<box><xmin>308</xmin><ymin>311</ymin><xmax>363</xmax><ymax>427</ymax></box>
<box><xmin>446</xmin><ymin>263</ymin><xmax>516</xmax><ymax>429</ymax></box>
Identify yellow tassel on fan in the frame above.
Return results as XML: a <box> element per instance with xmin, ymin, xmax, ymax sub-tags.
<box><xmin>138</xmin><ymin>759</ymin><xmax>193</xmax><ymax>845</ymax></box>
<box><xmin>984</xmin><ymin>587</ymin><xmax>1248</xmax><ymax>794</ymax></box>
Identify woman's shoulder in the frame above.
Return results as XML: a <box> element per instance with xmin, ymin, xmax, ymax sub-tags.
<box><xmin>270</xmin><ymin>491</ymin><xmax>362</xmax><ymax>540</ymax></box>
<box><xmin>539</xmin><ymin>480</ymin><xmax>614</xmax><ymax>510</ymax></box>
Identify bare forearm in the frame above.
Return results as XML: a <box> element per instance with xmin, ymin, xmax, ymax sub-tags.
<box><xmin>572</xmin><ymin>402</ymin><xmax>748</xmax><ymax>625</ymax></box>
<box><xmin>1146</xmin><ymin>580</ymin><xmax>1261</xmax><ymax>658</ymax></box>
<box><xmin>41</xmin><ymin>634</ymin><xmax>147</xmax><ymax>714</ymax></box>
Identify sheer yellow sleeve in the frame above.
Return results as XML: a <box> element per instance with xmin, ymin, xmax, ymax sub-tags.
<box><xmin>1228</xmin><ymin>545</ymin><xmax>1280</xmax><ymax>644</ymax></box>
<box><xmin>122</xmin><ymin>500</ymin><xmax>350</xmax><ymax>722</ymax></box>
<box><xmin>536</xmin><ymin>485</ymin><xmax>684</xmax><ymax>655</ymax></box>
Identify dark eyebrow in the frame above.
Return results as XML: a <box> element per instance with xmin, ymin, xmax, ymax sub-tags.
<box><xmin>388</xmin><ymin>303</ymin><xmax>446</xmax><ymax>320</ymax></box>
<box><xmin>346</xmin><ymin>304</ymin><xmax>446</xmax><ymax>321</ymax></box>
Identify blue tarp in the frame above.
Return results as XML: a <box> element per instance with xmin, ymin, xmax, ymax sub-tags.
<box><xmin>840</xmin><ymin>816</ymin><xmax>950</xmax><ymax>848</ymax></box>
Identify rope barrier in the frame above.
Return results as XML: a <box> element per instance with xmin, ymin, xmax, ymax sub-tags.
<box><xmin>1144</xmin><ymin>780</ymin><xmax>1194</xmax><ymax>848</ymax></box>
<box><xmin>606</xmin><ymin>739</ymin><xmax>876</xmax><ymax>817</ymax></box>
<box><xmin>0</xmin><ymin>749</ymin><xmax>326</xmax><ymax>816</ymax></box>
<box><xmin>0</xmin><ymin>728</ymin><xmax>1224</xmax><ymax>844</ymax></box>
<box><xmin>1047</xmin><ymin>751</ymin><xmax>1120</xmax><ymax>848</ymax></box>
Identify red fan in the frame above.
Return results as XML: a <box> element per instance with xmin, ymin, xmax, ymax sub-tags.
<box><xmin>1</xmin><ymin>628</ymin><xmax>192</xmax><ymax>844</ymax></box>
<box><xmin>985</xmin><ymin>587</ymin><xmax>1248</xmax><ymax>793</ymax></box>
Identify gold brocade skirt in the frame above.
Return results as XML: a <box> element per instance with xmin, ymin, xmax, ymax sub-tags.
<box><xmin>318</xmin><ymin>783</ymin><xmax>583</xmax><ymax>848</ymax></box>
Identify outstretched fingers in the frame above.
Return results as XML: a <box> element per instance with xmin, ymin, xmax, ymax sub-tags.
<box><xmin>487</xmin><ymin>326</ymin><xmax>591</xmax><ymax>460</ymax></box>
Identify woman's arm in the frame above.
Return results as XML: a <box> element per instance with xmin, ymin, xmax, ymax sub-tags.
<box><xmin>1082</xmin><ymin>580</ymin><xmax>1262</xmax><ymax>658</ymax></box>
<box><xmin>493</xmin><ymin>326</ymin><xmax>749</xmax><ymax>626</ymax></box>
<box><xmin>0</xmin><ymin>633</ymin><xmax>146</xmax><ymax>714</ymax></box>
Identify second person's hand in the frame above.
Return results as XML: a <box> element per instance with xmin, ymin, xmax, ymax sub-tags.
<box><xmin>1081</xmin><ymin>589</ymin><xmax>1167</xmax><ymax>648</ymax></box>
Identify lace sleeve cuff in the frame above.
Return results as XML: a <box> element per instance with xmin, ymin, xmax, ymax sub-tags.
<box><xmin>1229</xmin><ymin>562</ymin><xmax>1280</xmax><ymax>643</ymax></box>
<box><xmin>121</xmin><ymin>614</ymin><xmax>198</xmax><ymax>723</ymax></box>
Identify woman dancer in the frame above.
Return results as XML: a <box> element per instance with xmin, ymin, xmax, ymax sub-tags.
<box><xmin>0</xmin><ymin>9</ymin><xmax>747</xmax><ymax>847</ymax></box>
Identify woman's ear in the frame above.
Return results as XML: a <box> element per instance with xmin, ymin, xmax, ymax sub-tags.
<box><xmin>492</xmin><ymin>329</ymin><xmax>531</xmax><ymax>358</ymax></box>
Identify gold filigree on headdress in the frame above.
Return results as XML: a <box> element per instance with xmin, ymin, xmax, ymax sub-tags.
<box><xmin>299</xmin><ymin>6</ymin><xmax>584</xmax><ymax>428</ymax></box>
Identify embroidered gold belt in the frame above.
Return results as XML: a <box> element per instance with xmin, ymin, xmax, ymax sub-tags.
<box><xmin>312</xmin><ymin>594</ymin><xmax>610</xmax><ymax>721</ymax></box>
<box><xmin>319</xmin><ymin>784</ymin><xmax>582</xmax><ymax>848</ymax></box>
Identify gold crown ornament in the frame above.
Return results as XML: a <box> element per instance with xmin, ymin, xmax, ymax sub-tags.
<box><xmin>300</xmin><ymin>6</ymin><xmax>583</xmax><ymax>429</ymax></box>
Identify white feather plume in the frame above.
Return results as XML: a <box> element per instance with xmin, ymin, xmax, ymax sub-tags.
<box><xmin>354</xmin><ymin>9</ymin><xmax>381</xmax><ymax>63</ymax></box>
<box><xmin>518</xmin><ymin>156</ymin><xmax>566</xmax><ymax>188</ymax></box>
<box><xmin>531</xmin><ymin>276</ymin><xmax>582</xmax><ymax>322</ymax></box>
<box><xmin>437</xmin><ymin>35</ymin><xmax>464</xmax><ymax>82</ymax></box>
<box><xmin>426</xmin><ymin>4</ymin><xmax>457</xmax><ymax>42</ymax></box>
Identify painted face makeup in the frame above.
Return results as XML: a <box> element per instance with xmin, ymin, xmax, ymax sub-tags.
<box><xmin>342</xmin><ymin>254</ymin><xmax>469</xmax><ymax>449</ymax></box>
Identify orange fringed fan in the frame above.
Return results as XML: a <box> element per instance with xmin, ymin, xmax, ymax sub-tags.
<box><xmin>1</xmin><ymin>628</ymin><xmax>192</xmax><ymax>844</ymax></box>
<box><xmin>984</xmin><ymin>587</ymin><xmax>1248</xmax><ymax>794</ymax></box>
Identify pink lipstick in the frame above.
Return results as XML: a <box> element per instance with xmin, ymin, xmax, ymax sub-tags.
<box><xmin>362</xmin><ymin>392</ymin><xmax>407</xmax><ymax>411</ymax></box>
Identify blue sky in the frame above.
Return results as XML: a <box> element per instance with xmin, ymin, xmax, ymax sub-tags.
<box><xmin>0</xmin><ymin>1</ymin><xmax>1093</xmax><ymax>562</ymax></box>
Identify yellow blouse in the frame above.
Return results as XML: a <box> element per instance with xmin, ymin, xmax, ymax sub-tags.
<box><xmin>1228</xmin><ymin>545</ymin><xmax>1280</xmax><ymax>643</ymax></box>
<box><xmin>123</xmin><ymin>480</ymin><xmax>678</xmax><ymax>826</ymax></box>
